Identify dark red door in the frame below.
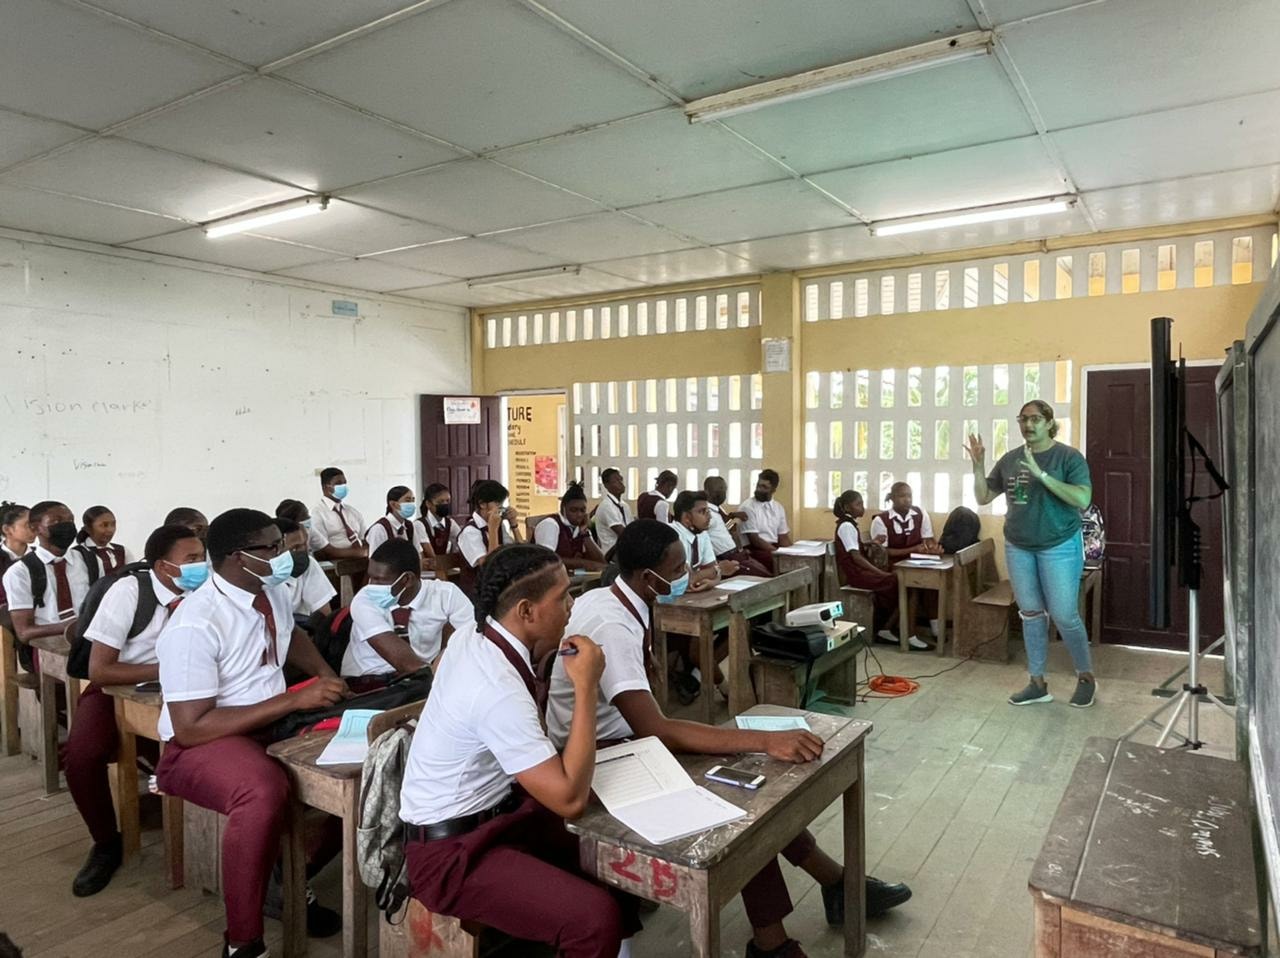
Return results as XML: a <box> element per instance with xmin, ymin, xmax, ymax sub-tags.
<box><xmin>1085</xmin><ymin>367</ymin><xmax>1223</xmax><ymax>650</ymax></box>
<box><xmin>419</xmin><ymin>395</ymin><xmax>502</xmax><ymax>510</ymax></box>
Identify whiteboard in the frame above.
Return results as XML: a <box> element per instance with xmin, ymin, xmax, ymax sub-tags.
<box><xmin>0</xmin><ymin>237</ymin><xmax>469</xmax><ymax>550</ymax></box>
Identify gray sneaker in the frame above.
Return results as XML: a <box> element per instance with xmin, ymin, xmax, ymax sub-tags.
<box><xmin>1008</xmin><ymin>680</ymin><xmax>1053</xmax><ymax>706</ymax></box>
<box><xmin>1070</xmin><ymin>677</ymin><xmax>1097</xmax><ymax>708</ymax></box>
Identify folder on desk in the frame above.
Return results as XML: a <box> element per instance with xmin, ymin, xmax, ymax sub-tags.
<box><xmin>315</xmin><ymin>709</ymin><xmax>383</xmax><ymax>766</ymax></box>
<box><xmin>592</xmin><ymin>737</ymin><xmax>746</xmax><ymax>845</ymax></box>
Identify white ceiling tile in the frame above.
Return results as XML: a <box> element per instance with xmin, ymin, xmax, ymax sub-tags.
<box><xmin>391</xmin><ymin>281</ymin><xmax>520</xmax><ymax>308</ymax></box>
<box><xmin>496</xmin><ymin>110</ymin><xmax>785</xmax><ymax>207</ymax></box>
<box><xmin>476</xmin><ymin>267</ymin><xmax>631</xmax><ymax>301</ymax></box>
<box><xmin>1051</xmin><ymin>89</ymin><xmax>1280</xmax><ymax>191</ymax></box>
<box><xmin>83</xmin><ymin>0</ymin><xmax>420</xmax><ymax>67</ymax></box>
<box><xmin>123</xmin><ymin>228</ymin><xmax>346</xmax><ymax>272</ymax></box>
<box><xmin>280</xmin><ymin>0</ymin><xmax>669</xmax><ymax>152</ymax></box>
<box><xmin>2</xmin><ymin>138</ymin><xmax>305</xmax><ymax>222</ymax></box>
<box><xmin>1082</xmin><ymin>168</ymin><xmax>1280</xmax><ymax>231</ymax></box>
<box><xmin>898</xmin><ymin>206</ymin><xmax>1091</xmax><ymax>255</ymax></box>
<box><xmin>274</xmin><ymin>258</ymin><xmax>457</xmax><ymax>293</ymax></box>
<box><xmin>341</xmin><ymin>160</ymin><xmax>602</xmax><ymax>235</ymax></box>
<box><xmin>497</xmin><ymin>213</ymin><xmax>689</xmax><ymax>262</ymax></box>
<box><xmin>720</xmin><ymin>225</ymin><xmax>911</xmax><ymax>271</ymax></box>
<box><xmin>248</xmin><ymin>200</ymin><xmax>458</xmax><ymax>255</ymax></box>
<box><xmin>0</xmin><ymin>0</ymin><xmax>240</xmax><ymax>129</ymax></box>
<box><xmin>0</xmin><ymin>185</ymin><xmax>178</xmax><ymax>244</ymax></box>
<box><xmin>539</xmin><ymin>0</ymin><xmax>979</xmax><ymax>99</ymax></box>
<box><xmin>722</xmin><ymin>57</ymin><xmax>1036</xmax><ymax>175</ymax></box>
<box><xmin>1002</xmin><ymin>0</ymin><xmax>1280</xmax><ymax>129</ymax></box>
<box><xmin>376</xmin><ymin>238</ymin><xmax>562</xmax><ymax>277</ymax></box>
<box><xmin>120</xmin><ymin>78</ymin><xmax>464</xmax><ymax>192</ymax></box>
<box><xmin>589</xmin><ymin>247</ymin><xmax>757</xmax><ymax>285</ymax></box>
<box><xmin>810</xmin><ymin>137</ymin><xmax>1066</xmax><ymax>222</ymax></box>
<box><xmin>983</xmin><ymin>0</ymin><xmax>1088</xmax><ymax>22</ymax></box>
<box><xmin>627</xmin><ymin>180</ymin><xmax>856</xmax><ymax>245</ymax></box>
<box><xmin>0</xmin><ymin>111</ymin><xmax>86</xmax><ymax>170</ymax></box>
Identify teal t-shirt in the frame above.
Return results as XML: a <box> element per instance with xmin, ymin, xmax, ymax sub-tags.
<box><xmin>986</xmin><ymin>442</ymin><xmax>1092</xmax><ymax>549</ymax></box>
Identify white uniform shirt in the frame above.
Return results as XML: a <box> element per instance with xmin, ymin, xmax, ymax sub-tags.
<box><xmin>305</xmin><ymin>523</ymin><xmax>328</xmax><ymax>554</ymax></box>
<box><xmin>649</xmin><ymin>496</ymin><xmax>671</xmax><ymax>525</ymax></box>
<box><xmin>457</xmin><ymin>513</ymin><xmax>514</xmax><ymax>568</ymax></box>
<box><xmin>835</xmin><ymin>521</ymin><xmax>862</xmax><ymax>554</ymax></box>
<box><xmin>417</xmin><ymin>513</ymin><xmax>460</xmax><ymax>553</ymax></box>
<box><xmin>399</xmin><ymin>621</ymin><xmax>555</xmax><ymax>826</ymax></box>
<box><xmin>1</xmin><ymin>543</ymin><xmax>22</xmax><ymax>562</ymax></box>
<box><xmin>281</xmin><ymin>560</ymin><xmax>336</xmax><ymax>616</ymax></box>
<box><xmin>870</xmin><ymin>508</ymin><xmax>934</xmax><ymax>544</ymax></box>
<box><xmin>672</xmin><ymin>521</ymin><xmax>715</xmax><ymax>570</ymax></box>
<box><xmin>706</xmin><ymin>506</ymin><xmax>738</xmax><ymax>557</ymax></box>
<box><xmin>364</xmin><ymin>513</ymin><xmax>425</xmax><ymax>554</ymax></box>
<box><xmin>739</xmin><ymin>497</ymin><xmax>790</xmax><ymax>544</ymax></box>
<box><xmin>312</xmin><ymin>497</ymin><xmax>365</xmax><ymax>549</ymax></box>
<box><xmin>156</xmin><ymin>574</ymin><xmax>294</xmax><ymax>741</ymax></box>
<box><xmin>342</xmin><ymin>578</ymin><xmax>472</xmax><ymax>675</ymax></box>
<box><xmin>80</xmin><ymin>542</ymin><xmax>136</xmax><ymax>579</ymax></box>
<box><xmin>546</xmin><ymin>579</ymin><xmax>650</xmax><ymax>748</ymax></box>
<box><xmin>533</xmin><ymin>513</ymin><xmax>588</xmax><ymax>551</ymax></box>
<box><xmin>84</xmin><ymin>570</ymin><xmax>182</xmax><ymax>666</ymax></box>
<box><xmin>1</xmin><ymin>545</ymin><xmax>91</xmax><ymax>625</ymax></box>
<box><xmin>594</xmin><ymin>494</ymin><xmax>632</xmax><ymax>555</ymax></box>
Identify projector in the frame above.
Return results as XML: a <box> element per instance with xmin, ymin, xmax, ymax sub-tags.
<box><xmin>786</xmin><ymin>601</ymin><xmax>843</xmax><ymax>629</ymax></box>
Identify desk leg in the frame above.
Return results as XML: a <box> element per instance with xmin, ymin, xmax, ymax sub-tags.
<box><xmin>342</xmin><ymin>796</ymin><xmax>369</xmax><ymax>958</ymax></box>
<box><xmin>727</xmin><ymin>613</ymin><xmax>753</xmax><ymax>719</ymax></box>
<box><xmin>844</xmin><ymin>743</ymin><xmax>866</xmax><ymax>958</ymax></box>
<box><xmin>39</xmin><ymin>672</ymin><xmax>59</xmax><ymax>795</ymax></box>
<box><xmin>651</xmin><ymin>627</ymin><xmax>669</xmax><ymax>711</ymax></box>
<box><xmin>687</xmin><ymin>872</ymin><xmax>721</xmax><ymax>958</ymax></box>
<box><xmin>936</xmin><ymin>575</ymin><xmax>949</xmax><ymax>657</ymax></box>
<box><xmin>161</xmin><ymin>741</ymin><xmax>185</xmax><ymax>889</ymax></box>
<box><xmin>1</xmin><ymin>636</ymin><xmax>18</xmax><ymax>756</ymax></box>
<box><xmin>115</xmin><ymin>707</ymin><xmax>141</xmax><ymax>860</ymax></box>
<box><xmin>282</xmin><ymin>795</ymin><xmax>308</xmax><ymax>958</ymax></box>
<box><xmin>697</xmin><ymin>618</ymin><xmax>715</xmax><ymax>726</ymax></box>
<box><xmin>897</xmin><ymin>577</ymin><xmax>910</xmax><ymax>653</ymax></box>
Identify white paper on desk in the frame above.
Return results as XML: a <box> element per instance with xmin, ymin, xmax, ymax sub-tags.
<box><xmin>774</xmin><ymin>543</ymin><xmax>825</xmax><ymax>557</ymax></box>
<box><xmin>315</xmin><ymin>709</ymin><xmax>383</xmax><ymax>766</ymax></box>
<box><xmin>908</xmin><ymin>552</ymin><xmax>944</xmax><ymax>562</ymax></box>
<box><xmin>593</xmin><ymin>737</ymin><xmax>746</xmax><ymax>845</ymax></box>
<box><xmin>735</xmin><ymin>715</ymin><xmax>811</xmax><ymax>732</ymax></box>
<box><xmin>713</xmin><ymin>576</ymin><xmax>767</xmax><ymax>592</ymax></box>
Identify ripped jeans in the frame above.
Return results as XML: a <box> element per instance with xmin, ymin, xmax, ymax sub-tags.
<box><xmin>1005</xmin><ymin>536</ymin><xmax>1092</xmax><ymax>678</ymax></box>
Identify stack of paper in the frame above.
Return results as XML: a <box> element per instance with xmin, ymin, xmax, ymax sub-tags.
<box><xmin>593</xmin><ymin>738</ymin><xmax>746</xmax><ymax>845</ymax></box>
<box><xmin>775</xmin><ymin>541</ymin><xmax>826</xmax><ymax>557</ymax></box>
<box><xmin>715</xmin><ymin>576</ymin><xmax>767</xmax><ymax>592</ymax></box>
<box><xmin>735</xmin><ymin>715</ymin><xmax>811</xmax><ymax>732</ymax></box>
<box><xmin>315</xmin><ymin>709</ymin><xmax>383</xmax><ymax>766</ymax></box>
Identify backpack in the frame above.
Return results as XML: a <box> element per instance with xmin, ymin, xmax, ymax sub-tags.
<box><xmin>67</xmin><ymin>564</ymin><xmax>155</xmax><ymax>680</ymax></box>
<box><xmin>1081</xmin><ymin>505</ymin><xmax>1106</xmax><ymax>561</ymax></box>
<box><xmin>358</xmin><ymin>719</ymin><xmax>418</xmax><ymax>922</ymax></box>
<box><xmin>71</xmin><ymin>544</ymin><xmax>103</xmax><ymax>587</ymax></box>
<box><xmin>14</xmin><ymin>553</ymin><xmax>51</xmax><ymax>672</ymax></box>
<box><xmin>939</xmin><ymin>506</ymin><xmax>981</xmax><ymax>555</ymax></box>
<box><xmin>313</xmin><ymin>606</ymin><xmax>354</xmax><ymax>676</ymax></box>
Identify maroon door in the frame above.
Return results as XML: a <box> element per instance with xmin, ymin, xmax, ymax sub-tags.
<box><xmin>1085</xmin><ymin>367</ymin><xmax>1223</xmax><ymax>650</ymax></box>
<box><xmin>419</xmin><ymin>395</ymin><xmax>502</xmax><ymax>510</ymax></box>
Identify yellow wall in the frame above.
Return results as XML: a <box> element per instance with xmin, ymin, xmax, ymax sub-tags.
<box><xmin>505</xmin><ymin>392</ymin><xmax>565</xmax><ymax>520</ymax></box>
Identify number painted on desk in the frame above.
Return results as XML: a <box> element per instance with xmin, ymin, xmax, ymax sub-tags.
<box><xmin>606</xmin><ymin>849</ymin><xmax>681</xmax><ymax>899</ymax></box>
<box><xmin>650</xmin><ymin>859</ymin><xmax>679</xmax><ymax>899</ymax></box>
<box><xmin>409</xmin><ymin>905</ymin><xmax>445</xmax><ymax>951</ymax></box>
<box><xmin>609</xmin><ymin>849</ymin><xmax>642</xmax><ymax>883</ymax></box>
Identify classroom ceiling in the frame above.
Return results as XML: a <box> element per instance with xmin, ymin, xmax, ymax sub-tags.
<box><xmin>2</xmin><ymin>0</ymin><xmax>1279</xmax><ymax>308</ymax></box>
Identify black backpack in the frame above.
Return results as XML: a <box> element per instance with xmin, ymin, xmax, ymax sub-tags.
<box><xmin>312</xmin><ymin>606</ymin><xmax>354</xmax><ymax>676</ymax></box>
<box><xmin>939</xmin><ymin>506</ymin><xmax>982</xmax><ymax>554</ymax></box>
<box><xmin>67</xmin><ymin>563</ymin><xmax>156</xmax><ymax>680</ymax></box>
<box><xmin>71</xmin><ymin>544</ymin><xmax>103</xmax><ymax>587</ymax></box>
<box><xmin>14</xmin><ymin>553</ymin><xmax>52</xmax><ymax>672</ymax></box>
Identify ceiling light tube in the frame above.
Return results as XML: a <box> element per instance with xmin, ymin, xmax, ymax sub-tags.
<box><xmin>467</xmin><ymin>265</ymin><xmax>581</xmax><ymax>289</ymax></box>
<box><xmin>870</xmin><ymin>196</ymin><xmax>1077</xmax><ymax>237</ymax></box>
<box><xmin>684</xmin><ymin>31</ymin><xmax>993</xmax><ymax>123</ymax></box>
<box><xmin>204</xmin><ymin>195</ymin><xmax>328</xmax><ymax>238</ymax></box>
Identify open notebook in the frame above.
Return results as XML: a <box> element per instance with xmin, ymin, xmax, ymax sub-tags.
<box><xmin>592</xmin><ymin>737</ymin><xmax>747</xmax><ymax>845</ymax></box>
<box><xmin>315</xmin><ymin>709</ymin><xmax>383</xmax><ymax>766</ymax></box>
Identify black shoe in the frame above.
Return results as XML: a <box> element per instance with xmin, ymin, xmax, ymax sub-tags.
<box><xmin>745</xmin><ymin>939</ymin><xmax>808</xmax><ymax>958</ymax></box>
<box><xmin>670</xmin><ymin>668</ymin><xmax>700</xmax><ymax>706</ymax></box>
<box><xmin>264</xmin><ymin>874</ymin><xmax>342</xmax><ymax>938</ymax></box>
<box><xmin>72</xmin><ymin>833</ymin><xmax>123</xmax><ymax>897</ymax></box>
<box><xmin>222</xmin><ymin>937</ymin><xmax>268</xmax><ymax>958</ymax></box>
<box><xmin>866</xmin><ymin>875</ymin><xmax>912</xmax><ymax>917</ymax></box>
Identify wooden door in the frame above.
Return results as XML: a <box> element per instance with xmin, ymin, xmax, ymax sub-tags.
<box><xmin>1085</xmin><ymin>367</ymin><xmax>1223</xmax><ymax>650</ymax></box>
<box><xmin>419</xmin><ymin>395</ymin><xmax>502</xmax><ymax>511</ymax></box>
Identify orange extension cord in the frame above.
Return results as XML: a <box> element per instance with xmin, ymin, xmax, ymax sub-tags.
<box><xmin>866</xmin><ymin>674</ymin><xmax>920</xmax><ymax>696</ymax></box>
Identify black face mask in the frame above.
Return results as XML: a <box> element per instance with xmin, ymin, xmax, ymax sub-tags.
<box><xmin>753</xmin><ymin>490</ymin><xmax>771</xmax><ymax>503</ymax></box>
<box><xmin>435</xmin><ymin>502</ymin><xmax>452</xmax><ymax>519</ymax></box>
<box><xmin>290</xmin><ymin>549</ymin><xmax>310</xmax><ymax>579</ymax></box>
<box><xmin>48</xmin><ymin>521</ymin><xmax>77</xmax><ymax>550</ymax></box>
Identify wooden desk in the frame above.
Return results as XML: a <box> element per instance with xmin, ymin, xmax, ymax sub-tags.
<box><xmin>652</xmin><ymin>569</ymin><xmax>812</xmax><ymax>722</ymax></box>
<box><xmin>567</xmin><ymin>569</ymin><xmax>603</xmax><ymax>597</ymax></box>
<box><xmin>893</xmin><ymin>558</ymin><xmax>957</xmax><ymax>656</ymax></box>
<box><xmin>1</xmin><ymin>616</ymin><xmax>30</xmax><ymax>756</ymax></box>
<box><xmin>28</xmin><ymin>633</ymin><xmax>80</xmax><ymax>794</ymax></box>
<box><xmin>773</xmin><ymin>543</ymin><xmax>830</xmax><ymax>605</ymax></box>
<box><xmin>1030</xmin><ymin>737</ymin><xmax>1260</xmax><ymax>957</ymax></box>
<box><xmin>569</xmin><ymin>705</ymin><xmax>871</xmax><ymax>957</ymax></box>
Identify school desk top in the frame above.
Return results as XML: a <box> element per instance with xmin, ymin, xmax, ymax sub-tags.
<box><xmin>1029</xmin><ymin>737</ymin><xmax>1261</xmax><ymax>954</ymax></box>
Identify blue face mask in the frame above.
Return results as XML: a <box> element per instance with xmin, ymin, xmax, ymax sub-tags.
<box><xmin>398</xmin><ymin>502</ymin><xmax>416</xmax><ymax>520</ymax></box>
<box><xmin>331</xmin><ymin>484</ymin><xmax>349</xmax><ymax>501</ymax></box>
<box><xmin>364</xmin><ymin>575</ymin><xmax>408</xmax><ymax>611</ymax></box>
<box><xmin>242</xmin><ymin>549</ymin><xmax>295</xmax><ymax>587</ymax></box>
<box><xmin>168</xmin><ymin>560</ymin><xmax>209</xmax><ymax>592</ymax></box>
<box><xmin>652</xmin><ymin>570</ymin><xmax>690</xmax><ymax>604</ymax></box>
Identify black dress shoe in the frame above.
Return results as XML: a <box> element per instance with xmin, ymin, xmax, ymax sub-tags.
<box><xmin>72</xmin><ymin>833</ymin><xmax>123</xmax><ymax>897</ymax></box>
<box><xmin>745</xmin><ymin>938</ymin><xmax>808</xmax><ymax>958</ymax></box>
<box><xmin>222</xmin><ymin>936</ymin><xmax>268</xmax><ymax>958</ymax></box>
<box><xmin>821</xmin><ymin>874</ymin><xmax>913</xmax><ymax>923</ymax></box>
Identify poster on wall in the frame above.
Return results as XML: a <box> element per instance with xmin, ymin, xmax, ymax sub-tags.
<box><xmin>443</xmin><ymin>396</ymin><xmax>481</xmax><ymax>424</ymax></box>
<box><xmin>535</xmin><ymin>455</ymin><xmax>560</xmax><ymax>494</ymax></box>
<box><xmin>506</xmin><ymin>396</ymin><xmax>564</xmax><ymax>518</ymax></box>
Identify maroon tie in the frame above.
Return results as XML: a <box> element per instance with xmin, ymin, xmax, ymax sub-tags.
<box><xmin>391</xmin><ymin>607</ymin><xmax>412</xmax><ymax>634</ymax></box>
<box><xmin>166</xmin><ymin>596</ymin><xmax>183</xmax><ymax>614</ymax></box>
<box><xmin>251</xmin><ymin>592</ymin><xmax>279</xmax><ymax>666</ymax></box>
<box><xmin>96</xmin><ymin>547</ymin><xmax>120</xmax><ymax>574</ymax></box>
<box><xmin>52</xmin><ymin>558</ymin><xmax>74</xmax><ymax>617</ymax></box>
<box><xmin>335</xmin><ymin>504</ymin><xmax>360</xmax><ymax>545</ymax></box>
<box><xmin>691</xmin><ymin>534</ymin><xmax>701</xmax><ymax>567</ymax></box>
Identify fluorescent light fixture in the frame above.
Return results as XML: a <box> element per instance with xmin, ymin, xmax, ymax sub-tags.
<box><xmin>870</xmin><ymin>196</ymin><xmax>1077</xmax><ymax>237</ymax></box>
<box><xmin>204</xmin><ymin>195</ymin><xmax>328</xmax><ymax>238</ymax></box>
<box><xmin>467</xmin><ymin>265</ymin><xmax>581</xmax><ymax>289</ymax></box>
<box><xmin>684</xmin><ymin>31</ymin><xmax>993</xmax><ymax>123</ymax></box>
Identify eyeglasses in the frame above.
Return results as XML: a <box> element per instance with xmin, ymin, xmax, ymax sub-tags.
<box><xmin>240</xmin><ymin>539</ymin><xmax>285</xmax><ymax>557</ymax></box>
<box><xmin>1017</xmin><ymin>415</ymin><xmax>1046</xmax><ymax>425</ymax></box>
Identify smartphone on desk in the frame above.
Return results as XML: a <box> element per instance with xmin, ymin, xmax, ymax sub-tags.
<box><xmin>134</xmin><ymin>681</ymin><xmax>161</xmax><ymax>693</ymax></box>
<box><xmin>705</xmin><ymin>764</ymin><xmax>765</xmax><ymax>789</ymax></box>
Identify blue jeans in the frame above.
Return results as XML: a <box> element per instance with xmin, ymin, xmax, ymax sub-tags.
<box><xmin>1005</xmin><ymin>536</ymin><xmax>1092</xmax><ymax>678</ymax></box>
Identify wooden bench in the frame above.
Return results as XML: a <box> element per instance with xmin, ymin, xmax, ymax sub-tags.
<box><xmin>1</xmin><ymin>613</ymin><xmax>38</xmax><ymax>756</ymax></box>
<box><xmin>748</xmin><ymin>620</ymin><xmax>865</xmax><ymax>708</ymax></box>
<box><xmin>379</xmin><ymin>898</ymin><xmax>483</xmax><ymax>958</ymax></box>
<box><xmin>952</xmin><ymin>540</ymin><xmax>1015</xmax><ymax>662</ymax></box>
<box><xmin>30</xmin><ymin>629</ymin><xmax>81</xmax><ymax>794</ymax></box>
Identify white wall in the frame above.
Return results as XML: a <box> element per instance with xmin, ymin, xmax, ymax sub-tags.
<box><xmin>0</xmin><ymin>234</ymin><xmax>470</xmax><ymax>551</ymax></box>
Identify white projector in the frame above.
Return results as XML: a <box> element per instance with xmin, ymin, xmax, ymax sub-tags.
<box><xmin>786</xmin><ymin>601</ymin><xmax>843</xmax><ymax>628</ymax></box>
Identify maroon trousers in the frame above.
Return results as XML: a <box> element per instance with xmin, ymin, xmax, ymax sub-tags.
<box><xmin>717</xmin><ymin>547</ymin><xmax>774</xmax><ymax>579</ymax></box>
<box><xmin>405</xmin><ymin>797</ymin><xmax>640</xmax><ymax>958</ymax></box>
<box><xmin>740</xmin><ymin>829</ymin><xmax>817</xmax><ymax>927</ymax></box>
<box><xmin>155</xmin><ymin>735</ymin><xmax>290</xmax><ymax>943</ymax></box>
<box><xmin>746</xmin><ymin>543</ymin><xmax>778</xmax><ymax>576</ymax></box>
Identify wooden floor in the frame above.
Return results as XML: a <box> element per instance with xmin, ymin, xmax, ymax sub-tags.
<box><xmin>0</xmin><ymin>641</ymin><xmax>1238</xmax><ymax>958</ymax></box>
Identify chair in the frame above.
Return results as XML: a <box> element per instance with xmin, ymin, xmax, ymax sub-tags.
<box><xmin>952</xmin><ymin>540</ymin><xmax>1014</xmax><ymax>662</ymax></box>
<box><xmin>380</xmin><ymin>898</ymin><xmax>483</xmax><ymax>958</ymax></box>
<box><xmin>524</xmin><ymin>513</ymin><xmax>555</xmax><ymax>543</ymax></box>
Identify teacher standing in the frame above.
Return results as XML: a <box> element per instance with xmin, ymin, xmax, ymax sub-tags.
<box><xmin>964</xmin><ymin>399</ymin><xmax>1097</xmax><ymax>708</ymax></box>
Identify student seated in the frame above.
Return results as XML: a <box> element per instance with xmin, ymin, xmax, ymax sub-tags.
<box><xmin>739</xmin><ymin>469</ymin><xmax>793</xmax><ymax>574</ymax></box>
<box><xmin>534</xmin><ymin>482</ymin><xmax>607</xmax><ymax>571</ymax></box>
<box><xmin>276</xmin><ymin>498</ymin><xmax>326</xmax><ymax>555</ymax></box>
<box><xmin>154</xmin><ymin>509</ymin><xmax>346</xmax><ymax>958</ymax></box>
<box><xmin>672</xmin><ymin>490</ymin><xmax>738</xmax><ymax>591</ymax></box>
<box><xmin>399</xmin><ymin>544</ymin><xmax>637</xmax><ymax>958</ymax></box>
<box><xmin>546</xmin><ymin>521</ymin><xmax>912</xmax><ymax>958</ymax></box>
<box><xmin>416</xmin><ymin>483</ymin><xmax>460</xmax><ymax>560</ymax></box>
<box><xmin>456</xmin><ymin>480</ymin><xmax>521</xmax><ymax>596</ymax></box>
<box><xmin>702</xmin><ymin>476</ymin><xmax>772</xmax><ymax>578</ymax></box>
<box><xmin>64</xmin><ymin>524</ymin><xmax>206</xmax><ymax>897</ymax></box>
<box><xmin>341</xmin><ymin>539</ymin><xmax>471</xmax><ymax>686</ymax></box>
<box><xmin>636</xmin><ymin>469</ymin><xmax>678</xmax><ymax>523</ymax></box>
<box><xmin>0</xmin><ymin>501</ymin><xmax>35</xmax><ymax>608</ymax></box>
<box><xmin>594</xmin><ymin>467</ymin><xmax>633</xmax><ymax>559</ymax></box>
<box><xmin>164</xmin><ymin>507</ymin><xmax>209</xmax><ymax>543</ymax></box>
<box><xmin>312</xmin><ymin>466</ymin><xmax>367</xmax><ymax>561</ymax></box>
<box><xmin>2</xmin><ymin>500</ymin><xmax>92</xmax><ymax>646</ymax></box>
<box><xmin>274</xmin><ymin>518</ymin><xmax>337</xmax><ymax>627</ymax></box>
<box><xmin>364</xmin><ymin>485</ymin><xmax>431</xmax><ymax>558</ymax></box>
<box><xmin>74</xmin><ymin>505</ymin><xmax>134</xmax><ymax>579</ymax></box>
<box><xmin>832</xmin><ymin>491</ymin><xmax>909</xmax><ymax>645</ymax></box>
<box><xmin>870</xmin><ymin>482</ymin><xmax>942</xmax><ymax>645</ymax></box>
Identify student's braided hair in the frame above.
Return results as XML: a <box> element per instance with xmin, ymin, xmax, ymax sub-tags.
<box><xmin>76</xmin><ymin>504</ymin><xmax>112</xmax><ymax>544</ymax></box>
<box><xmin>0</xmin><ymin>501</ymin><xmax>28</xmax><ymax>529</ymax></box>
<box><xmin>560</xmin><ymin>481</ymin><xmax>587</xmax><ymax>504</ymax></box>
<box><xmin>472</xmin><ymin>544</ymin><xmax>562</xmax><ymax>626</ymax></box>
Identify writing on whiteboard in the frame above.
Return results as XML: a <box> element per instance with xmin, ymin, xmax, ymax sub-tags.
<box><xmin>2</xmin><ymin>396</ymin><xmax>152</xmax><ymax>416</ymax></box>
